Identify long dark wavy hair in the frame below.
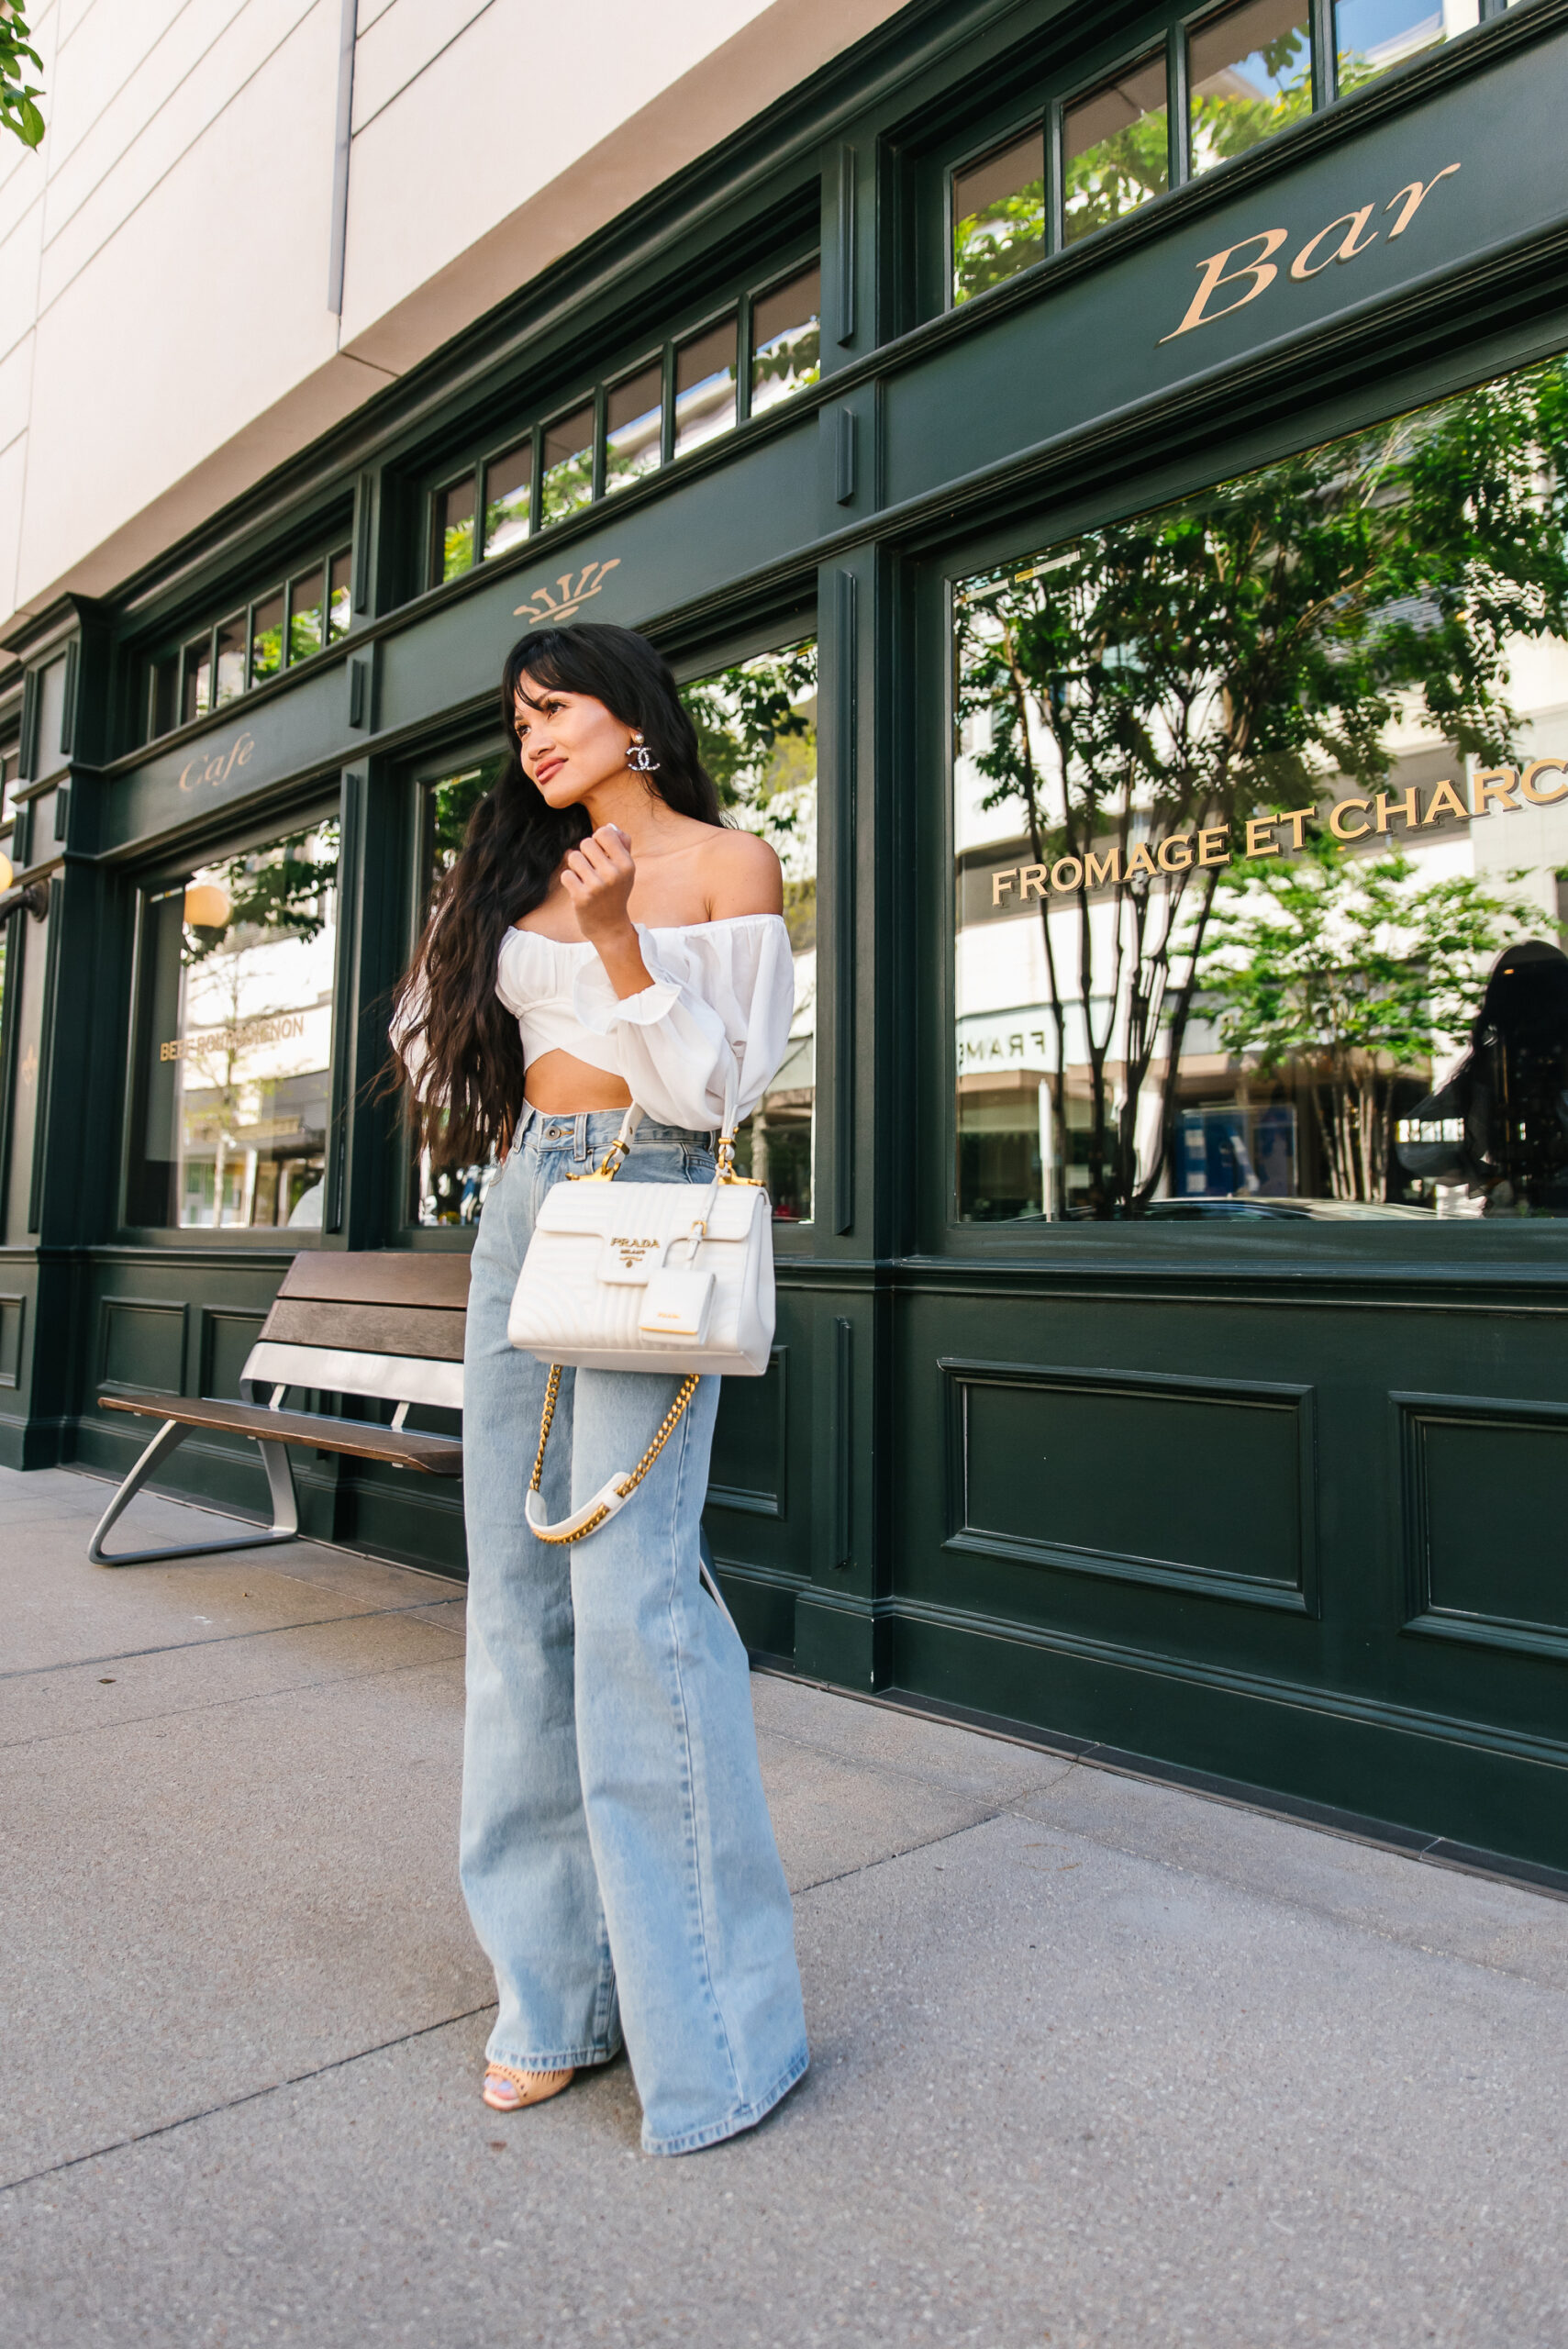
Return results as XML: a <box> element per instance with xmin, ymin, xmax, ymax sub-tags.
<box><xmin>392</xmin><ymin>623</ymin><xmax>722</xmax><ymax>1163</ymax></box>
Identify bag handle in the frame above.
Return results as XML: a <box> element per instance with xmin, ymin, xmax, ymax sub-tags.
<box><xmin>527</xmin><ymin>1363</ymin><xmax>700</xmax><ymax>1544</ymax></box>
<box><xmin>573</xmin><ymin>1094</ymin><xmax>763</xmax><ymax>1189</ymax></box>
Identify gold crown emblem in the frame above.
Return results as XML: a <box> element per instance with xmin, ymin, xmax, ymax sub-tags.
<box><xmin>515</xmin><ymin>559</ymin><xmax>622</xmax><ymax>625</ymax></box>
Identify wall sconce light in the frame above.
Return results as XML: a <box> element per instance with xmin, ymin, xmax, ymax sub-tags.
<box><xmin>183</xmin><ymin>880</ymin><xmax>233</xmax><ymax>929</ymax></box>
<box><xmin>0</xmin><ymin>851</ymin><xmax>50</xmax><ymax>921</ymax></box>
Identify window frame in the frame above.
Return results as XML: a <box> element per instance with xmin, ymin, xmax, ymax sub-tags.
<box><xmin>138</xmin><ymin>532</ymin><xmax>354</xmax><ymax>750</ymax></box>
<box><xmin>912</xmin><ymin>332</ymin><xmax>1568</xmax><ymax>1265</ymax></box>
<box><xmin>414</xmin><ymin>240</ymin><xmax>822</xmax><ymax>596</ymax></box>
<box><xmin>935</xmin><ymin>0</ymin><xmax>1517</xmax><ymax>316</ymax></box>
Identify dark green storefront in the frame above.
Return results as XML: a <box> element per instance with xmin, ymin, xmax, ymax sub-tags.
<box><xmin>6</xmin><ymin>0</ymin><xmax>1568</xmax><ymax>1878</ymax></box>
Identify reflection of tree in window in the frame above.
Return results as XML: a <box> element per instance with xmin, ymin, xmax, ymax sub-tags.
<box><xmin>1335</xmin><ymin>0</ymin><xmax>1476</xmax><ymax>95</ymax></box>
<box><xmin>951</xmin><ymin>131</ymin><xmax>1045</xmax><ymax>305</ymax></box>
<box><xmin>955</xmin><ymin>352</ymin><xmax>1568</xmax><ymax>1220</ymax></box>
<box><xmin>540</xmin><ymin>408</ymin><xmax>595</xmax><ymax>525</ymax></box>
<box><xmin>174</xmin><ymin>821</ymin><xmax>339</xmax><ymax>1230</ymax></box>
<box><xmin>681</xmin><ymin>643</ymin><xmax>817</xmax><ymax>1218</ymax></box>
<box><xmin>1193</xmin><ymin>833</ymin><xmax>1530</xmax><ymax>1202</ymax></box>
<box><xmin>750</xmin><ymin>267</ymin><xmax>820</xmax><ymax>408</ymax></box>
<box><xmin>1062</xmin><ymin>54</ymin><xmax>1168</xmax><ymax>245</ymax></box>
<box><xmin>1189</xmin><ymin>0</ymin><xmax>1312</xmax><ymax>174</ymax></box>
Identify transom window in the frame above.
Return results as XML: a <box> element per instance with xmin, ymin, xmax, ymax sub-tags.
<box><xmin>949</xmin><ymin>0</ymin><xmax>1517</xmax><ymax>306</ymax></box>
<box><xmin>424</xmin><ymin>257</ymin><xmax>821</xmax><ymax>588</ymax></box>
<box><xmin>138</xmin><ymin>535</ymin><xmax>353</xmax><ymax>747</ymax></box>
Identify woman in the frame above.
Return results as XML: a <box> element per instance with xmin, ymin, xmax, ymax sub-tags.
<box><xmin>393</xmin><ymin>622</ymin><xmax>808</xmax><ymax>2157</ymax></box>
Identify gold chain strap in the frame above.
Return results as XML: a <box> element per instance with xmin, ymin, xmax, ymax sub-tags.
<box><xmin>528</xmin><ymin>1363</ymin><xmax>702</xmax><ymax>1544</ymax></box>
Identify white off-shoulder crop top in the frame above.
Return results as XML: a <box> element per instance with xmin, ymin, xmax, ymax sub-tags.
<box><xmin>495</xmin><ymin>911</ymin><xmax>795</xmax><ymax>1134</ymax></box>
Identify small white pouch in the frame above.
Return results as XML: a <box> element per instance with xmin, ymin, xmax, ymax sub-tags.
<box><xmin>638</xmin><ymin>1265</ymin><xmax>717</xmax><ymax>1343</ymax></box>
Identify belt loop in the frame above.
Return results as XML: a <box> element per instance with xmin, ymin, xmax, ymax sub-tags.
<box><xmin>573</xmin><ymin>1111</ymin><xmax>588</xmax><ymax>1162</ymax></box>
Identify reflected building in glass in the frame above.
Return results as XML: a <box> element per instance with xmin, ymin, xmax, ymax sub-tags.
<box><xmin>953</xmin><ymin>357</ymin><xmax>1568</xmax><ymax>1221</ymax></box>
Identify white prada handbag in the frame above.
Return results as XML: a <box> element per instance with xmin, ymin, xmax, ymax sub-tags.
<box><xmin>507</xmin><ymin>1105</ymin><xmax>774</xmax><ymax>1547</ymax></box>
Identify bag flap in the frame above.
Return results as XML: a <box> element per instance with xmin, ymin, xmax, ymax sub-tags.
<box><xmin>534</xmin><ymin>1180</ymin><xmax>762</xmax><ymax>1241</ymax></box>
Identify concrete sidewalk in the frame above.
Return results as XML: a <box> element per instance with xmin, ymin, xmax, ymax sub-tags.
<box><xmin>2</xmin><ymin>1464</ymin><xmax>1566</xmax><ymax>2348</ymax></box>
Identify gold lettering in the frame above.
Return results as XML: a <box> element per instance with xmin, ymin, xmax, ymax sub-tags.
<box><xmin>1329</xmin><ymin>796</ymin><xmax>1373</xmax><ymax>841</ymax></box>
<box><xmin>1051</xmin><ymin>855</ymin><xmax>1084</xmax><ymax>891</ymax></box>
<box><xmin>1521</xmin><ymin>758</ymin><xmax>1568</xmax><ymax>805</ymax></box>
<box><xmin>1244</xmin><ymin>817</ymin><xmax>1279</xmax><ymax>858</ymax></box>
<box><xmin>1290</xmin><ymin>206</ymin><xmax>1379</xmax><ymax>282</ymax></box>
<box><xmin>1157</xmin><ymin>834</ymin><xmax>1194</xmax><ymax>872</ymax></box>
<box><xmin>1375</xmin><ymin>785</ymin><xmax>1422</xmax><ymax>833</ymax></box>
<box><xmin>1160</xmin><ymin>229</ymin><xmax>1289</xmax><ymax>342</ymax></box>
<box><xmin>1473</xmin><ymin>766</ymin><xmax>1519</xmax><ymax>816</ymax></box>
<box><xmin>1124</xmin><ymin>842</ymin><xmax>1158</xmax><ymax>880</ymax></box>
<box><xmin>1197</xmin><ymin>827</ymin><xmax>1229</xmax><ymax>868</ymax></box>
<box><xmin>177</xmin><ymin>758</ymin><xmax>199</xmax><ymax>793</ymax></box>
<box><xmin>991</xmin><ymin>869</ymin><xmax>1018</xmax><ymax>906</ymax></box>
<box><xmin>1280</xmin><ymin>806</ymin><xmax>1314</xmax><ymax>850</ymax></box>
<box><xmin>1084</xmin><ymin>847</ymin><xmax>1122</xmax><ymax>887</ymax></box>
<box><xmin>1385</xmin><ymin>164</ymin><xmax>1461</xmax><ymax>239</ymax></box>
<box><xmin>1018</xmin><ymin>863</ymin><xmax>1049</xmax><ymax>899</ymax></box>
<box><xmin>236</xmin><ymin>733</ymin><xmax>255</xmax><ymax>766</ymax></box>
<box><xmin>1422</xmin><ymin>778</ymin><xmax>1468</xmax><ymax>826</ymax></box>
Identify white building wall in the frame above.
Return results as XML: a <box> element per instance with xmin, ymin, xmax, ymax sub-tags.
<box><xmin>0</xmin><ymin>0</ymin><xmax>906</xmax><ymax>644</ymax></box>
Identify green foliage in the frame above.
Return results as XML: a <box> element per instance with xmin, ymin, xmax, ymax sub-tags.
<box><xmin>681</xmin><ymin>642</ymin><xmax>817</xmax><ymax>828</ymax></box>
<box><xmin>682</xmin><ymin>642</ymin><xmax>817</xmax><ymax>952</ymax></box>
<box><xmin>183</xmin><ymin>821</ymin><xmax>339</xmax><ymax>965</ymax></box>
<box><xmin>752</xmin><ymin>320</ymin><xmax>821</xmax><ymax>396</ymax></box>
<box><xmin>1</xmin><ymin>5</ymin><xmax>44</xmax><ymax>150</ymax></box>
<box><xmin>426</xmin><ymin>761</ymin><xmax>503</xmax><ymax>886</ymax></box>
<box><xmin>1191</xmin><ymin>29</ymin><xmax>1312</xmax><ymax>171</ymax></box>
<box><xmin>953</xmin><ymin>184</ymin><xmax>1046</xmax><ymax>305</ymax></box>
<box><xmin>957</xmin><ymin>353</ymin><xmax>1568</xmax><ymax>1213</ymax></box>
<box><xmin>1062</xmin><ymin>108</ymin><xmax>1167</xmax><ymax>244</ymax></box>
<box><xmin>1191</xmin><ymin>834</ymin><xmax>1533</xmax><ymax>1197</ymax></box>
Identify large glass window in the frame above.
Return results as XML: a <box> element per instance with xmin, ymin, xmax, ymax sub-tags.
<box><xmin>681</xmin><ymin>641</ymin><xmax>818</xmax><ymax>1220</ymax></box>
<box><xmin>128</xmin><ymin>818</ymin><xmax>339</xmax><ymax>1230</ymax></box>
<box><xmin>952</xmin><ymin>353</ymin><xmax>1568</xmax><ymax>1224</ymax></box>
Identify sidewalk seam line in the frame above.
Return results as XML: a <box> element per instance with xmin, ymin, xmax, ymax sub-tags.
<box><xmin>0</xmin><ymin>2004</ymin><xmax>500</xmax><ymax>2199</ymax></box>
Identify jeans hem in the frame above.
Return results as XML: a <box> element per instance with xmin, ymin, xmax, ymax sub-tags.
<box><xmin>485</xmin><ymin>2042</ymin><xmax>621</xmax><ymax>2072</ymax></box>
<box><xmin>641</xmin><ymin>2042</ymin><xmax>810</xmax><ymax>2157</ymax></box>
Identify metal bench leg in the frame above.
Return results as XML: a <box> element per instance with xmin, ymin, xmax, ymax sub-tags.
<box><xmin>88</xmin><ymin>1420</ymin><xmax>302</xmax><ymax>1567</ymax></box>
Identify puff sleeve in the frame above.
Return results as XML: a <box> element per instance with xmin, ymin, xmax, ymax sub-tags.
<box><xmin>569</xmin><ymin>914</ymin><xmax>795</xmax><ymax>1131</ymax></box>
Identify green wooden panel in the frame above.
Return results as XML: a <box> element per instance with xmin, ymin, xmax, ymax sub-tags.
<box><xmin>202</xmin><ymin>1309</ymin><xmax>267</xmax><ymax>1400</ymax></box>
<box><xmin>709</xmin><ymin>1346</ymin><xmax>788</xmax><ymax>1517</ymax></box>
<box><xmin>1401</xmin><ymin>1395</ymin><xmax>1568</xmax><ymax>1657</ymax></box>
<box><xmin>100</xmin><ymin>1297</ymin><xmax>184</xmax><ymax>1393</ymax></box>
<box><xmin>948</xmin><ymin>1361</ymin><xmax>1311</xmax><ymax>1611</ymax></box>
<box><xmin>0</xmin><ymin>1294</ymin><xmax>21</xmax><ymax>1388</ymax></box>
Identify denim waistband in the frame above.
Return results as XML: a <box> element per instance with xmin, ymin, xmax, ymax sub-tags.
<box><xmin>516</xmin><ymin>1107</ymin><xmax>715</xmax><ymax>1154</ymax></box>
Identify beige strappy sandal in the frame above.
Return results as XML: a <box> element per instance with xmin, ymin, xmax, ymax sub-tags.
<box><xmin>482</xmin><ymin>2063</ymin><xmax>575</xmax><ymax>2112</ymax></box>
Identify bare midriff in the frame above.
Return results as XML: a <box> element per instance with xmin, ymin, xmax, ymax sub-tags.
<box><xmin>522</xmin><ymin>1047</ymin><xmax>635</xmax><ymax>1113</ymax></box>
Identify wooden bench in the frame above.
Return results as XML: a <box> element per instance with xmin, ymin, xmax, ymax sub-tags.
<box><xmin>89</xmin><ymin>1252</ymin><xmax>470</xmax><ymax>1565</ymax></box>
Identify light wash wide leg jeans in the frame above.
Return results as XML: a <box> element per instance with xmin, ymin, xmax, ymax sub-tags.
<box><xmin>460</xmin><ymin>1107</ymin><xmax>808</xmax><ymax>2155</ymax></box>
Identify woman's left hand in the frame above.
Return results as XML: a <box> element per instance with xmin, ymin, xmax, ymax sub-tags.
<box><xmin>561</xmin><ymin>825</ymin><xmax>636</xmax><ymax>947</ymax></box>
